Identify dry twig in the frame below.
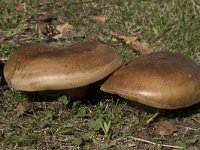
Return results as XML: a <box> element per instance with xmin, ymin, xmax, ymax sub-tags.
<box><xmin>127</xmin><ymin>136</ymin><xmax>185</xmax><ymax>149</ymax></box>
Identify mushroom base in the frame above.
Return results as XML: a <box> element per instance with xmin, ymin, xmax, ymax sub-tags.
<box><xmin>38</xmin><ymin>85</ymin><xmax>89</xmax><ymax>100</ymax></box>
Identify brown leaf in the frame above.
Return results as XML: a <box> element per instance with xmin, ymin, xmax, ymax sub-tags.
<box><xmin>90</xmin><ymin>16</ymin><xmax>107</xmax><ymax>23</ymax></box>
<box><xmin>110</xmin><ymin>32</ymin><xmax>137</xmax><ymax>44</ymax></box>
<box><xmin>56</xmin><ymin>22</ymin><xmax>74</xmax><ymax>32</ymax></box>
<box><xmin>15</xmin><ymin>3</ymin><xmax>26</xmax><ymax>13</ymax></box>
<box><xmin>110</xmin><ymin>32</ymin><xmax>153</xmax><ymax>54</ymax></box>
<box><xmin>154</xmin><ymin>121</ymin><xmax>177</xmax><ymax>136</ymax></box>
<box><xmin>130</xmin><ymin>40</ymin><xmax>154</xmax><ymax>54</ymax></box>
<box><xmin>14</xmin><ymin>102</ymin><xmax>33</xmax><ymax>117</ymax></box>
<box><xmin>38</xmin><ymin>12</ymin><xmax>56</xmax><ymax>22</ymax></box>
<box><xmin>53</xmin><ymin>22</ymin><xmax>83</xmax><ymax>39</ymax></box>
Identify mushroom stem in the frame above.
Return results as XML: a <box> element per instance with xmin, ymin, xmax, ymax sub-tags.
<box><xmin>38</xmin><ymin>85</ymin><xmax>89</xmax><ymax>100</ymax></box>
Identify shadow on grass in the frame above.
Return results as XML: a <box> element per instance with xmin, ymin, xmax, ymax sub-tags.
<box><xmin>24</xmin><ymin>79</ymin><xmax>106</xmax><ymax>107</ymax></box>
<box><xmin>104</xmin><ymin>93</ymin><xmax>200</xmax><ymax>120</ymax></box>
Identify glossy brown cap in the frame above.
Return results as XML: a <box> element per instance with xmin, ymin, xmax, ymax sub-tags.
<box><xmin>4</xmin><ymin>40</ymin><xmax>124</xmax><ymax>91</ymax></box>
<box><xmin>101</xmin><ymin>52</ymin><xmax>200</xmax><ymax>109</ymax></box>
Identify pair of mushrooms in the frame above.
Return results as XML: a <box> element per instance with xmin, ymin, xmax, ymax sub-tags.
<box><xmin>3</xmin><ymin>40</ymin><xmax>200</xmax><ymax>110</ymax></box>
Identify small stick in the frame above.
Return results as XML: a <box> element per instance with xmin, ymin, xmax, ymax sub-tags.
<box><xmin>146</xmin><ymin>112</ymin><xmax>160</xmax><ymax>124</ymax></box>
<box><xmin>128</xmin><ymin>136</ymin><xmax>185</xmax><ymax>149</ymax></box>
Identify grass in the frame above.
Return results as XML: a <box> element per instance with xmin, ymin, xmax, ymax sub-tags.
<box><xmin>1</xmin><ymin>0</ymin><xmax>200</xmax><ymax>149</ymax></box>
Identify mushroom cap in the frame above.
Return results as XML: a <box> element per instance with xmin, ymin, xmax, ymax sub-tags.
<box><xmin>100</xmin><ymin>52</ymin><xmax>200</xmax><ymax>109</ymax></box>
<box><xmin>4</xmin><ymin>40</ymin><xmax>124</xmax><ymax>91</ymax></box>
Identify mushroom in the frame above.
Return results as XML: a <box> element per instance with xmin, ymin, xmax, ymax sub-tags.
<box><xmin>4</xmin><ymin>40</ymin><xmax>124</xmax><ymax>99</ymax></box>
<box><xmin>100</xmin><ymin>52</ymin><xmax>200</xmax><ymax>109</ymax></box>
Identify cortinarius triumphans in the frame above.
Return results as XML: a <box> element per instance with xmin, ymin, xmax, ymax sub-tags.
<box><xmin>4</xmin><ymin>40</ymin><xmax>124</xmax><ymax>98</ymax></box>
<box><xmin>101</xmin><ymin>52</ymin><xmax>200</xmax><ymax>109</ymax></box>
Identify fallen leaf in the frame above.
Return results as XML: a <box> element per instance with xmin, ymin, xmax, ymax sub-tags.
<box><xmin>154</xmin><ymin>121</ymin><xmax>177</xmax><ymax>136</ymax></box>
<box><xmin>15</xmin><ymin>3</ymin><xmax>26</xmax><ymax>13</ymax></box>
<box><xmin>53</xmin><ymin>22</ymin><xmax>83</xmax><ymax>39</ymax></box>
<box><xmin>110</xmin><ymin>32</ymin><xmax>154</xmax><ymax>54</ymax></box>
<box><xmin>38</xmin><ymin>12</ymin><xmax>56</xmax><ymax>22</ymax></box>
<box><xmin>91</xmin><ymin>16</ymin><xmax>107</xmax><ymax>23</ymax></box>
<box><xmin>110</xmin><ymin>32</ymin><xmax>138</xmax><ymax>44</ymax></box>
<box><xmin>55</xmin><ymin>22</ymin><xmax>74</xmax><ymax>32</ymax></box>
<box><xmin>131</xmin><ymin>40</ymin><xmax>154</xmax><ymax>54</ymax></box>
<box><xmin>14</xmin><ymin>102</ymin><xmax>33</xmax><ymax>117</ymax></box>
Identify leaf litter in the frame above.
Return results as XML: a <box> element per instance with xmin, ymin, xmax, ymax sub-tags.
<box><xmin>111</xmin><ymin>32</ymin><xmax>154</xmax><ymax>54</ymax></box>
<box><xmin>154</xmin><ymin>121</ymin><xmax>178</xmax><ymax>136</ymax></box>
<box><xmin>14</xmin><ymin>102</ymin><xmax>34</xmax><ymax>117</ymax></box>
<box><xmin>53</xmin><ymin>22</ymin><xmax>84</xmax><ymax>39</ymax></box>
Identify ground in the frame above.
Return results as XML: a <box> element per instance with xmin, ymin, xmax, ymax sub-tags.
<box><xmin>1</xmin><ymin>0</ymin><xmax>200</xmax><ymax>149</ymax></box>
